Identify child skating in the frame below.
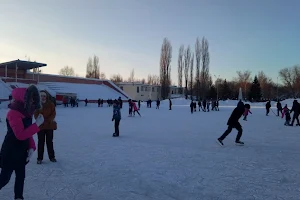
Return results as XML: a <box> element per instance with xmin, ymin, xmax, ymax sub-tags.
<box><xmin>284</xmin><ymin>109</ymin><xmax>291</xmax><ymax>126</ymax></box>
<box><xmin>132</xmin><ymin>102</ymin><xmax>141</xmax><ymax>117</ymax></box>
<box><xmin>243</xmin><ymin>106</ymin><xmax>252</xmax><ymax>121</ymax></box>
<box><xmin>112</xmin><ymin>100</ymin><xmax>121</xmax><ymax>137</ymax></box>
<box><xmin>217</xmin><ymin>103</ymin><xmax>250</xmax><ymax>146</ymax></box>
<box><xmin>0</xmin><ymin>86</ymin><xmax>44</xmax><ymax>200</ymax></box>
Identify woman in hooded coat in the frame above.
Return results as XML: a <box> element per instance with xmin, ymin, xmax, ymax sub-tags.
<box><xmin>0</xmin><ymin>85</ymin><xmax>44</xmax><ymax>200</ymax></box>
<box><xmin>34</xmin><ymin>90</ymin><xmax>57</xmax><ymax>164</ymax></box>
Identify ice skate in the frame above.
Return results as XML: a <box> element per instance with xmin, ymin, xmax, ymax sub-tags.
<box><xmin>50</xmin><ymin>158</ymin><xmax>57</xmax><ymax>162</ymax></box>
<box><xmin>235</xmin><ymin>141</ymin><xmax>244</xmax><ymax>146</ymax></box>
<box><xmin>37</xmin><ymin>160</ymin><xmax>42</xmax><ymax>164</ymax></box>
<box><xmin>216</xmin><ymin>138</ymin><xmax>224</xmax><ymax>146</ymax></box>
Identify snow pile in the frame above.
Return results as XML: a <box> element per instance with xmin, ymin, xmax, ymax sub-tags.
<box><xmin>39</xmin><ymin>82</ymin><xmax>128</xmax><ymax>100</ymax></box>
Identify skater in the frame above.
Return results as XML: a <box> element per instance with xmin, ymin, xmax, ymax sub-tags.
<box><xmin>207</xmin><ymin>101</ymin><xmax>210</xmax><ymax>112</ymax></box>
<box><xmin>34</xmin><ymin>90</ymin><xmax>57</xmax><ymax>164</ymax></box>
<box><xmin>98</xmin><ymin>99</ymin><xmax>101</xmax><ymax>107</ymax></box>
<box><xmin>85</xmin><ymin>98</ymin><xmax>88</xmax><ymax>106</ymax></box>
<box><xmin>243</xmin><ymin>105</ymin><xmax>252</xmax><ymax>121</ymax></box>
<box><xmin>156</xmin><ymin>99</ymin><xmax>160</xmax><ymax>109</ymax></box>
<box><xmin>118</xmin><ymin>97</ymin><xmax>123</xmax><ymax>109</ymax></box>
<box><xmin>190</xmin><ymin>100</ymin><xmax>194</xmax><ymax>114</ymax></box>
<box><xmin>217</xmin><ymin>103</ymin><xmax>250</xmax><ymax>146</ymax></box>
<box><xmin>266</xmin><ymin>101</ymin><xmax>271</xmax><ymax>116</ymax></box>
<box><xmin>203</xmin><ymin>100</ymin><xmax>207</xmax><ymax>112</ymax></box>
<box><xmin>282</xmin><ymin>104</ymin><xmax>289</xmax><ymax>118</ymax></box>
<box><xmin>284</xmin><ymin>108</ymin><xmax>291</xmax><ymax>126</ymax></box>
<box><xmin>138</xmin><ymin>100</ymin><xmax>141</xmax><ymax>110</ymax></box>
<box><xmin>290</xmin><ymin>100</ymin><xmax>300</xmax><ymax>126</ymax></box>
<box><xmin>112</xmin><ymin>100</ymin><xmax>121</xmax><ymax>137</ymax></box>
<box><xmin>133</xmin><ymin>101</ymin><xmax>141</xmax><ymax>117</ymax></box>
<box><xmin>0</xmin><ymin>85</ymin><xmax>44</xmax><ymax>200</ymax></box>
<box><xmin>128</xmin><ymin>99</ymin><xmax>133</xmax><ymax>117</ymax></box>
<box><xmin>169</xmin><ymin>99</ymin><xmax>172</xmax><ymax>110</ymax></box>
<box><xmin>198</xmin><ymin>100</ymin><xmax>202</xmax><ymax>111</ymax></box>
<box><xmin>277</xmin><ymin>100</ymin><xmax>282</xmax><ymax>116</ymax></box>
<box><xmin>193</xmin><ymin>101</ymin><xmax>197</xmax><ymax>112</ymax></box>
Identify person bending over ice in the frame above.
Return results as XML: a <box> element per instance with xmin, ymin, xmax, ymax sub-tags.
<box><xmin>217</xmin><ymin>103</ymin><xmax>250</xmax><ymax>146</ymax></box>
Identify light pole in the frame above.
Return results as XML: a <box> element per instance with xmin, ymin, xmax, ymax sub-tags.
<box><xmin>214</xmin><ymin>75</ymin><xmax>220</xmax><ymax>100</ymax></box>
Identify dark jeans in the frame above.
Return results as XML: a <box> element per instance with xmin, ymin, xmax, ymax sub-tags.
<box><xmin>37</xmin><ymin>130</ymin><xmax>55</xmax><ymax>161</ymax></box>
<box><xmin>219</xmin><ymin>123</ymin><xmax>243</xmax><ymax>142</ymax></box>
<box><xmin>291</xmin><ymin>113</ymin><xmax>300</xmax><ymax>125</ymax></box>
<box><xmin>0</xmin><ymin>165</ymin><xmax>25</xmax><ymax>199</ymax></box>
<box><xmin>266</xmin><ymin>108</ymin><xmax>270</xmax><ymax>115</ymax></box>
<box><xmin>277</xmin><ymin>109</ymin><xmax>282</xmax><ymax>116</ymax></box>
<box><xmin>114</xmin><ymin>120</ymin><xmax>120</xmax><ymax>136</ymax></box>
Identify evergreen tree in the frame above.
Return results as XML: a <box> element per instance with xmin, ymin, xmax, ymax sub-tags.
<box><xmin>249</xmin><ymin>76</ymin><xmax>262</xmax><ymax>102</ymax></box>
<box><xmin>221</xmin><ymin>79</ymin><xmax>231</xmax><ymax>100</ymax></box>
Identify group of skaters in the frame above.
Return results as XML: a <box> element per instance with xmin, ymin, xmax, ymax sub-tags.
<box><xmin>190</xmin><ymin>99</ymin><xmax>219</xmax><ymax>113</ymax></box>
<box><xmin>63</xmin><ymin>96</ymin><xmax>79</xmax><ymax>107</ymax></box>
<box><xmin>268</xmin><ymin>99</ymin><xmax>300</xmax><ymax>126</ymax></box>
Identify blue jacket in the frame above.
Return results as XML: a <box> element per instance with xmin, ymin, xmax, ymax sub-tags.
<box><xmin>112</xmin><ymin>105</ymin><xmax>121</xmax><ymax>121</ymax></box>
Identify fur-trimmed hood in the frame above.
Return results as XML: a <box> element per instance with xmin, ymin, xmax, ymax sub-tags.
<box><xmin>9</xmin><ymin>85</ymin><xmax>41</xmax><ymax>117</ymax></box>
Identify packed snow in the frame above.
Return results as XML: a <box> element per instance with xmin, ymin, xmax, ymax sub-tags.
<box><xmin>0</xmin><ymin>100</ymin><xmax>299</xmax><ymax>200</ymax></box>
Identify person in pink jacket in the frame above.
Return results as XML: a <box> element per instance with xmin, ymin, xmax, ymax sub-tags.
<box><xmin>132</xmin><ymin>102</ymin><xmax>141</xmax><ymax>117</ymax></box>
<box><xmin>243</xmin><ymin>106</ymin><xmax>252</xmax><ymax>121</ymax></box>
<box><xmin>282</xmin><ymin>104</ymin><xmax>289</xmax><ymax>118</ymax></box>
<box><xmin>0</xmin><ymin>85</ymin><xmax>44</xmax><ymax>200</ymax></box>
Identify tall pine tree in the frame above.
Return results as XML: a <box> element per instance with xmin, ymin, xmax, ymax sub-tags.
<box><xmin>249</xmin><ymin>76</ymin><xmax>262</xmax><ymax>102</ymax></box>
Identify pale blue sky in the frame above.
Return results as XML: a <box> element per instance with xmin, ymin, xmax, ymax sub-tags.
<box><xmin>1</xmin><ymin>0</ymin><xmax>299</xmax><ymax>84</ymax></box>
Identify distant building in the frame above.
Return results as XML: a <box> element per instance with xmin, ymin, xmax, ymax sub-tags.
<box><xmin>117</xmin><ymin>82</ymin><xmax>182</xmax><ymax>101</ymax></box>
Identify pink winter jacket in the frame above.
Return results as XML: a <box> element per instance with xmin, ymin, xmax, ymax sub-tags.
<box><xmin>133</xmin><ymin>102</ymin><xmax>138</xmax><ymax>111</ymax></box>
<box><xmin>7</xmin><ymin>88</ymin><xmax>39</xmax><ymax>150</ymax></box>
<box><xmin>244</xmin><ymin>108</ymin><xmax>252</xmax><ymax>116</ymax></box>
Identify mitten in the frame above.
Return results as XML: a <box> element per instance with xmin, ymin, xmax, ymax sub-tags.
<box><xmin>36</xmin><ymin>114</ymin><xmax>44</xmax><ymax>127</ymax></box>
<box><xmin>26</xmin><ymin>148</ymin><xmax>34</xmax><ymax>162</ymax></box>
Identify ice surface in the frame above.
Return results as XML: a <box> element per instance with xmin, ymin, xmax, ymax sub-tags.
<box><xmin>0</xmin><ymin>101</ymin><xmax>300</xmax><ymax>200</ymax></box>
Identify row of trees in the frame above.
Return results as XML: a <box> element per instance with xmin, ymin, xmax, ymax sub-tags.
<box><xmin>159</xmin><ymin>37</ymin><xmax>210</xmax><ymax>99</ymax></box>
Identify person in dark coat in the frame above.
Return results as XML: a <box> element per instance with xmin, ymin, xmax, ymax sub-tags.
<box><xmin>112</xmin><ymin>100</ymin><xmax>121</xmax><ymax>137</ymax></box>
<box><xmin>0</xmin><ymin>86</ymin><xmax>44</xmax><ymax>200</ymax></box>
<box><xmin>138</xmin><ymin>100</ymin><xmax>141</xmax><ymax>110</ymax></box>
<box><xmin>98</xmin><ymin>99</ymin><xmax>101</xmax><ymax>107</ymax></box>
<box><xmin>190</xmin><ymin>101</ymin><xmax>194</xmax><ymax>114</ymax></box>
<box><xmin>198</xmin><ymin>101</ymin><xmax>202</xmax><ymax>111</ymax></box>
<box><xmin>203</xmin><ymin>100</ymin><xmax>207</xmax><ymax>112</ymax></box>
<box><xmin>118</xmin><ymin>97</ymin><xmax>123</xmax><ymax>109</ymax></box>
<box><xmin>277</xmin><ymin>100</ymin><xmax>282</xmax><ymax>116</ymax></box>
<box><xmin>193</xmin><ymin>101</ymin><xmax>197</xmax><ymax>112</ymax></box>
<box><xmin>156</xmin><ymin>99</ymin><xmax>160</xmax><ymax>109</ymax></box>
<box><xmin>169</xmin><ymin>99</ymin><xmax>172</xmax><ymax>110</ymax></box>
<box><xmin>290</xmin><ymin>100</ymin><xmax>300</xmax><ymax>126</ymax></box>
<box><xmin>85</xmin><ymin>98</ymin><xmax>88</xmax><ymax>106</ymax></box>
<box><xmin>266</xmin><ymin>101</ymin><xmax>271</xmax><ymax>116</ymax></box>
<box><xmin>217</xmin><ymin>103</ymin><xmax>249</xmax><ymax>146</ymax></box>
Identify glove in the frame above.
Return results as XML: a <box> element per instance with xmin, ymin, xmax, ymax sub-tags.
<box><xmin>36</xmin><ymin>114</ymin><xmax>44</xmax><ymax>127</ymax></box>
<box><xmin>26</xmin><ymin>148</ymin><xmax>34</xmax><ymax>162</ymax></box>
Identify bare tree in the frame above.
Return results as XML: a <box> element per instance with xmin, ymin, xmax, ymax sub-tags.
<box><xmin>177</xmin><ymin>45</ymin><xmax>184</xmax><ymax>94</ymax></box>
<box><xmin>279</xmin><ymin>65</ymin><xmax>300</xmax><ymax>97</ymax></box>
<box><xmin>195</xmin><ymin>38</ymin><xmax>201</xmax><ymax>100</ymax></box>
<box><xmin>257</xmin><ymin>71</ymin><xmax>274</xmax><ymax>99</ymax></box>
<box><xmin>159</xmin><ymin>38</ymin><xmax>172</xmax><ymax>99</ymax></box>
<box><xmin>236</xmin><ymin>70</ymin><xmax>252</xmax><ymax>99</ymax></box>
<box><xmin>110</xmin><ymin>74</ymin><xmax>123</xmax><ymax>83</ymax></box>
<box><xmin>86</xmin><ymin>55</ymin><xmax>100</xmax><ymax>78</ymax></box>
<box><xmin>200</xmin><ymin>37</ymin><xmax>210</xmax><ymax>99</ymax></box>
<box><xmin>189</xmin><ymin>53</ymin><xmax>194</xmax><ymax>99</ymax></box>
<box><xmin>100</xmin><ymin>72</ymin><xmax>106</xmax><ymax>80</ymax></box>
<box><xmin>59</xmin><ymin>66</ymin><xmax>75</xmax><ymax>76</ymax></box>
<box><xmin>184</xmin><ymin>46</ymin><xmax>191</xmax><ymax>99</ymax></box>
<box><xmin>128</xmin><ymin>69</ymin><xmax>135</xmax><ymax>82</ymax></box>
<box><xmin>147</xmin><ymin>74</ymin><xmax>160</xmax><ymax>85</ymax></box>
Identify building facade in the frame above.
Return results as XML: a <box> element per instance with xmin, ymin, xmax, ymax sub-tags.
<box><xmin>117</xmin><ymin>82</ymin><xmax>182</xmax><ymax>101</ymax></box>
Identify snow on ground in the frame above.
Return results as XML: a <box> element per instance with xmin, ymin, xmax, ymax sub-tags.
<box><xmin>0</xmin><ymin>102</ymin><xmax>300</xmax><ymax>200</ymax></box>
